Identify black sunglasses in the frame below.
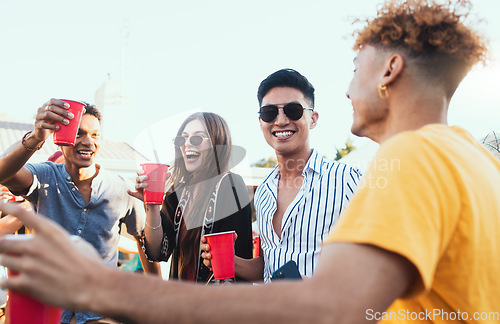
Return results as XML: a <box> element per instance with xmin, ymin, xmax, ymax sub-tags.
<box><xmin>259</xmin><ymin>103</ymin><xmax>314</xmax><ymax>123</ymax></box>
<box><xmin>172</xmin><ymin>135</ymin><xmax>209</xmax><ymax>147</ymax></box>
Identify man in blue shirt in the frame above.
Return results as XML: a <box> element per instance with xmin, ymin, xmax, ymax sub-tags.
<box><xmin>0</xmin><ymin>99</ymin><xmax>149</xmax><ymax>324</ymax></box>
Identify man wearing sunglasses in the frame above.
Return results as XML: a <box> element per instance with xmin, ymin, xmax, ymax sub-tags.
<box><xmin>203</xmin><ymin>69</ymin><xmax>361</xmax><ymax>282</ymax></box>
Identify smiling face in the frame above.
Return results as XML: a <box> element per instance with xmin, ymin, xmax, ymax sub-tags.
<box><xmin>259</xmin><ymin>87</ymin><xmax>318</xmax><ymax>159</ymax></box>
<box><xmin>60</xmin><ymin>114</ymin><xmax>101</xmax><ymax>170</ymax></box>
<box><xmin>347</xmin><ymin>45</ymin><xmax>390</xmax><ymax>141</ymax></box>
<box><xmin>180</xmin><ymin>119</ymin><xmax>212</xmax><ymax>173</ymax></box>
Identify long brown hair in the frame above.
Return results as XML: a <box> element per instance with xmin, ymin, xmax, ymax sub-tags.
<box><xmin>167</xmin><ymin>112</ymin><xmax>232</xmax><ymax>277</ymax></box>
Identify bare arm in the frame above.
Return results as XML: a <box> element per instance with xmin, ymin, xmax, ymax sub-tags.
<box><xmin>234</xmin><ymin>255</ymin><xmax>264</xmax><ymax>282</ymax></box>
<box><xmin>0</xmin><ymin>201</ymin><xmax>417</xmax><ymax>324</ymax></box>
<box><xmin>100</xmin><ymin>242</ymin><xmax>416</xmax><ymax>324</ymax></box>
<box><xmin>134</xmin><ymin>235</ymin><xmax>162</xmax><ymax>276</ymax></box>
<box><xmin>0</xmin><ymin>99</ymin><xmax>73</xmax><ymax>192</ymax></box>
<box><xmin>0</xmin><ymin>214</ymin><xmax>23</xmax><ymax>235</ymax></box>
<box><xmin>127</xmin><ymin>174</ymin><xmax>166</xmax><ymax>261</ymax></box>
<box><xmin>141</xmin><ymin>205</ymin><xmax>164</xmax><ymax>260</ymax></box>
<box><xmin>0</xmin><ymin>139</ymin><xmax>39</xmax><ymax>192</ymax></box>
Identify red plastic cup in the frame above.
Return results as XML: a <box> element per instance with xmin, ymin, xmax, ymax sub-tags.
<box><xmin>252</xmin><ymin>234</ymin><xmax>260</xmax><ymax>258</ymax></box>
<box><xmin>5</xmin><ymin>235</ymin><xmax>62</xmax><ymax>324</ymax></box>
<box><xmin>53</xmin><ymin>99</ymin><xmax>86</xmax><ymax>146</ymax></box>
<box><xmin>205</xmin><ymin>231</ymin><xmax>236</xmax><ymax>280</ymax></box>
<box><xmin>141</xmin><ymin>163</ymin><xmax>170</xmax><ymax>205</ymax></box>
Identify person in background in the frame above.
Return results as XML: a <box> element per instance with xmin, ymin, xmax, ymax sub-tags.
<box><xmin>0</xmin><ymin>185</ymin><xmax>26</xmax><ymax>314</ymax></box>
<box><xmin>128</xmin><ymin>112</ymin><xmax>253</xmax><ymax>283</ymax></box>
<box><xmin>0</xmin><ymin>185</ymin><xmax>24</xmax><ymax>235</ymax></box>
<box><xmin>0</xmin><ymin>1</ymin><xmax>498</xmax><ymax>323</ymax></box>
<box><xmin>47</xmin><ymin>150</ymin><xmax>64</xmax><ymax>163</ymax></box>
<box><xmin>481</xmin><ymin>131</ymin><xmax>500</xmax><ymax>160</ymax></box>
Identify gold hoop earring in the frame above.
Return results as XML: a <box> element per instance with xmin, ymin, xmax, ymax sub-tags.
<box><xmin>377</xmin><ymin>84</ymin><xmax>389</xmax><ymax>99</ymax></box>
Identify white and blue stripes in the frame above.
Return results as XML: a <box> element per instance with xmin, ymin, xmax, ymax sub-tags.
<box><xmin>255</xmin><ymin>150</ymin><xmax>361</xmax><ymax>283</ymax></box>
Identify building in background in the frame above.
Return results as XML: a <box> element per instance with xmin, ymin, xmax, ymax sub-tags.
<box><xmin>94</xmin><ymin>75</ymin><xmax>135</xmax><ymax>143</ymax></box>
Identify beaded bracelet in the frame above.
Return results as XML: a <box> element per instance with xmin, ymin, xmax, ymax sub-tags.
<box><xmin>21</xmin><ymin>131</ymin><xmax>45</xmax><ymax>152</ymax></box>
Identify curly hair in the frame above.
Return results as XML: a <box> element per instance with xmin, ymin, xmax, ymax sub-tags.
<box><xmin>353</xmin><ymin>0</ymin><xmax>489</xmax><ymax>96</ymax></box>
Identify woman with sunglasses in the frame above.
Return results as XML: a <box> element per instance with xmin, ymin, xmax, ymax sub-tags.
<box><xmin>130</xmin><ymin>112</ymin><xmax>253</xmax><ymax>283</ymax></box>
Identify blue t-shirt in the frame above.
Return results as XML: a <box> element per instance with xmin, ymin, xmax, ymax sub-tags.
<box><xmin>24</xmin><ymin>162</ymin><xmax>145</xmax><ymax>324</ymax></box>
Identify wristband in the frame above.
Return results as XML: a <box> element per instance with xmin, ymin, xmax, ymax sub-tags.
<box><xmin>21</xmin><ymin>131</ymin><xmax>45</xmax><ymax>152</ymax></box>
<box><xmin>145</xmin><ymin>219</ymin><xmax>162</xmax><ymax>230</ymax></box>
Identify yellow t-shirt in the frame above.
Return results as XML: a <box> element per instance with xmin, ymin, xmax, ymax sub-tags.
<box><xmin>327</xmin><ymin>125</ymin><xmax>500</xmax><ymax>323</ymax></box>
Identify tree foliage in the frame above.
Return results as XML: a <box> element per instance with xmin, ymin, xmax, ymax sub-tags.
<box><xmin>334</xmin><ymin>139</ymin><xmax>356</xmax><ymax>161</ymax></box>
<box><xmin>251</xmin><ymin>156</ymin><xmax>277</xmax><ymax>168</ymax></box>
<box><xmin>252</xmin><ymin>139</ymin><xmax>355</xmax><ymax>166</ymax></box>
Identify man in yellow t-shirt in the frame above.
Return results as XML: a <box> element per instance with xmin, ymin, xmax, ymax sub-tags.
<box><xmin>327</xmin><ymin>124</ymin><xmax>500</xmax><ymax>322</ymax></box>
<box><xmin>0</xmin><ymin>1</ymin><xmax>498</xmax><ymax>323</ymax></box>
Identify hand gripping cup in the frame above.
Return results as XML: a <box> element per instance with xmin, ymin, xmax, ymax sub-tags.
<box><xmin>141</xmin><ymin>163</ymin><xmax>170</xmax><ymax>204</ymax></box>
<box><xmin>205</xmin><ymin>231</ymin><xmax>236</xmax><ymax>280</ymax></box>
<box><xmin>5</xmin><ymin>235</ymin><xmax>62</xmax><ymax>324</ymax></box>
<box><xmin>53</xmin><ymin>99</ymin><xmax>86</xmax><ymax>146</ymax></box>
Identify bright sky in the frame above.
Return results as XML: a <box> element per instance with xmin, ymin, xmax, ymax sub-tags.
<box><xmin>1</xmin><ymin>0</ymin><xmax>499</xmax><ymax>165</ymax></box>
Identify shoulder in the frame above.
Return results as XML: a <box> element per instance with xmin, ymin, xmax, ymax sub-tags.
<box><xmin>219</xmin><ymin>172</ymin><xmax>246</xmax><ymax>189</ymax></box>
<box><xmin>262</xmin><ymin>166</ymin><xmax>278</xmax><ymax>183</ymax></box>
<box><xmin>363</xmin><ymin>129</ymin><xmax>452</xmax><ymax>188</ymax></box>
<box><xmin>217</xmin><ymin>173</ymin><xmax>249</xmax><ymax>201</ymax></box>
<box><xmin>371</xmin><ymin>129</ymin><xmax>440</xmax><ymax>174</ymax></box>
<box><xmin>255</xmin><ymin>167</ymin><xmax>278</xmax><ymax>190</ymax></box>
<box><xmin>379</xmin><ymin>131</ymin><xmax>428</xmax><ymax>158</ymax></box>
<box><xmin>308</xmin><ymin>149</ymin><xmax>358</xmax><ymax>174</ymax></box>
<box><xmin>327</xmin><ymin>160</ymin><xmax>361</xmax><ymax>174</ymax></box>
<box><xmin>99</xmin><ymin>168</ymin><xmax>131</xmax><ymax>186</ymax></box>
<box><xmin>25</xmin><ymin>161</ymin><xmax>62</xmax><ymax>175</ymax></box>
<box><xmin>314</xmin><ymin>156</ymin><xmax>362</xmax><ymax>183</ymax></box>
<box><xmin>377</xmin><ymin>124</ymin><xmax>461</xmax><ymax>160</ymax></box>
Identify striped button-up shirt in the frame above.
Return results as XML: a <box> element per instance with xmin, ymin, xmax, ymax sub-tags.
<box><xmin>255</xmin><ymin>149</ymin><xmax>361</xmax><ymax>282</ymax></box>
